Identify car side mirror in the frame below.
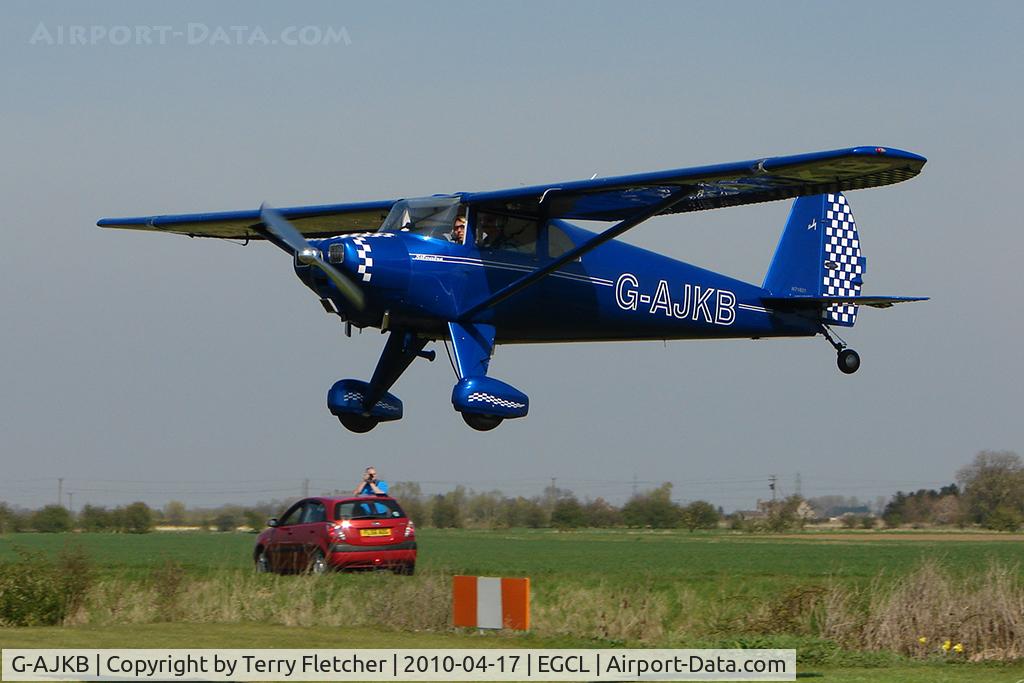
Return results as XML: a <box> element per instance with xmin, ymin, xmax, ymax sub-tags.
<box><xmin>267</xmin><ymin>518</ymin><xmax>278</xmax><ymax>528</ymax></box>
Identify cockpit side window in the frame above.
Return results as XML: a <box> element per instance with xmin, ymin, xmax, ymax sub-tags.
<box><xmin>475</xmin><ymin>212</ymin><xmax>540</xmax><ymax>256</ymax></box>
<box><xmin>548</xmin><ymin>224</ymin><xmax>575</xmax><ymax>259</ymax></box>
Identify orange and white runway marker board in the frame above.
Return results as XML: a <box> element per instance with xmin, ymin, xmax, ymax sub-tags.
<box><xmin>452</xmin><ymin>575</ymin><xmax>530</xmax><ymax>630</ymax></box>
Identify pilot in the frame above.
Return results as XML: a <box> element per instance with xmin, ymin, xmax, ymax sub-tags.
<box><xmin>353</xmin><ymin>466</ymin><xmax>389</xmax><ymax>496</ymax></box>
<box><xmin>449</xmin><ymin>215</ymin><xmax>467</xmax><ymax>244</ymax></box>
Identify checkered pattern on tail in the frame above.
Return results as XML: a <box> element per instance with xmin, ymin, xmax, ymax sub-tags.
<box><xmin>351</xmin><ymin>236</ymin><xmax>374</xmax><ymax>283</ymax></box>
<box><xmin>822</xmin><ymin>193</ymin><xmax>865</xmax><ymax>326</ymax></box>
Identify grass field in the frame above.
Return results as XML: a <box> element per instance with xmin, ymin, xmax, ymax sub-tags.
<box><xmin>4</xmin><ymin>527</ymin><xmax>1022</xmax><ymax>581</ymax></box>
<box><xmin>2</xmin><ymin>529</ymin><xmax>1023</xmax><ymax>681</ymax></box>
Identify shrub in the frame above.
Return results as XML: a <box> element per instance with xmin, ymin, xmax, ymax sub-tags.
<box><xmin>0</xmin><ymin>546</ymin><xmax>92</xmax><ymax>626</ymax></box>
<box><xmin>681</xmin><ymin>501</ymin><xmax>720</xmax><ymax>531</ymax></box>
<box><xmin>213</xmin><ymin>513</ymin><xmax>238</xmax><ymax>532</ymax></box>
<box><xmin>985</xmin><ymin>506</ymin><xmax>1022</xmax><ymax>532</ymax></box>
<box><xmin>122</xmin><ymin>502</ymin><xmax>154</xmax><ymax>533</ymax></box>
<box><xmin>550</xmin><ymin>498</ymin><xmax>586</xmax><ymax>529</ymax></box>
<box><xmin>79</xmin><ymin>504</ymin><xmax>112</xmax><ymax>531</ymax></box>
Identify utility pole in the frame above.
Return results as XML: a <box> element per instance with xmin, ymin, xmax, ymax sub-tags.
<box><xmin>58</xmin><ymin>478</ymin><xmax>63</xmax><ymax>508</ymax></box>
<box><xmin>769</xmin><ymin>474</ymin><xmax>777</xmax><ymax>503</ymax></box>
<box><xmin>794</xmin><ymin>472</ymin><xmax>802</xmax><ymax>498</ymax></box>
<box><xmin>66</xmin><ymin>492</ymin><xmax>74</xmax><ymax>514</ymax></box>
<box><xmin>302</xmin><ymin>478</ymin><xmax>310</xmax><ymax>497</ymax></box>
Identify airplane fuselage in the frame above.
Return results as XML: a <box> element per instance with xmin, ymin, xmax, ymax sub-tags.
<box><xmin>297</xmin><ymin>220</ymin><xmax>819</xmax><ymax>344</ymax></box>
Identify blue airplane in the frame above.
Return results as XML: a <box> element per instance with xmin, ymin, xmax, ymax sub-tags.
<box><xmin>99</xmin><ymin>146</ymin><xmax>927</xmax><ymax>432</ymax></box>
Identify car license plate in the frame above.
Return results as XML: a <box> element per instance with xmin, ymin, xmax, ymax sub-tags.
<box><xmin>360</xmin><ymin>528</ymin><xmax>391</xmax><ymax>537</ymax></box>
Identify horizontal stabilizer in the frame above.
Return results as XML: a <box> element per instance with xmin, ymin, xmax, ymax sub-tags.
<box><xmin>763</xmin><ymin>295</ymin><xmax>928</xmax><ymax>310</ymax></box>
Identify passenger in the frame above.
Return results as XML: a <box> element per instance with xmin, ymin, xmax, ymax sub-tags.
<box><xmin>476</xmin><ymin>214</ymin><xmax>499</xmax><ymax>248</ymax></box>
<box><xmin>353</xmin><ymin>466</ymin><xmax>389</xmax><ymax>496</ymax></box>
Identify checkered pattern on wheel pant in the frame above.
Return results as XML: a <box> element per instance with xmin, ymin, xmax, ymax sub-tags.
<box><xmin>822</xmin><ymin>193</ymin><xmax>864</xmax><ymax>326</ymax></box>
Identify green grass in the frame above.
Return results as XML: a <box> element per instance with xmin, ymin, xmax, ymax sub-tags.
<box><xmin>3</xmin><ymin>528</ymin><xmax>1020</xmax><ymax>602</ymax></box>
<box><xmin>4</xmin><ymin>528</ymin><xmax>1021</xmax><ymax>577</ymax></box>
<box><xmin>3</xmin><ymin>529</ymin><xmax>1023</xmax><ymax>682</ymax></box>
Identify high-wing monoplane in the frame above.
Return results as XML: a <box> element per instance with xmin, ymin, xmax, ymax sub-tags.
<box><xmin>99</xmin><ymin>146</ymin><xmax>927</xmax><ymax>432</ymax></box>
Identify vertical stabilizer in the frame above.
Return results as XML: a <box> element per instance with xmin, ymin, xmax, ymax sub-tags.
<box><xmin>763</xmin><ymin>192</ymin><xmax>866</xmax><ymax>326</ymax></box>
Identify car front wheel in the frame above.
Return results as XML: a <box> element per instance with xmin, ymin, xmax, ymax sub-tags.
<box><xmin>255</xmin><ymin>549</ymin><xmax>271</xmax><ymax>573</ymax></box>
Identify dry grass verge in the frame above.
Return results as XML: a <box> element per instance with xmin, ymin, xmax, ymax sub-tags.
<box><xmin>5</xmin><ymin>554</ymin><xmax>1021</xmax><ymax>661</ymax></box>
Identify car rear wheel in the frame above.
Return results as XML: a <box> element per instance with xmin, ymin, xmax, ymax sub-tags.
<box><xmin>308</xmin><ymin>549</ymin><xmax>328</xmax><ymax>575</ymax></box>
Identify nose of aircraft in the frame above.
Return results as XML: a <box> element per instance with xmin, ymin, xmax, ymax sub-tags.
<box><xmin>340</xmin><ymin>233</ymin><xmax>411</xmax><ymax>292</ymax></box>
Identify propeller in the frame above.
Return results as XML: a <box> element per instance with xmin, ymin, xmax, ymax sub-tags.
<box><xmin>259</xmin><ymin>203</ymin><xmax>365</xmax><ymax>310</ymax></box>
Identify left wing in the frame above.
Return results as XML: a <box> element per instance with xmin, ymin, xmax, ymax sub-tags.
<box><xmin>97</xmin><ymin>200</ymin><xmax>396</xmax><ymax>240</ymax></box>
<box><xmin>461</xmin><ymin>146</ymin><xmax>926</xmax><ymax>221</ymax></box>
<box><xmin>98</xmin><ymin>147</ymin><xmax>925</xmax><ymax>239</ymax></box>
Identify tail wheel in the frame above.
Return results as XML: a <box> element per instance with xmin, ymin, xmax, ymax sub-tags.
<box><xmin>837</xmin><ymin>349</ymin><xmax>861</xmax><ymax>374</ymax></box>
<box><xmin>338</xmin><ymin>414</ymin><xmax>379</xmax><ymax>433</ymax></box>
<box><xmin>462</xmin><ymin>413</ymin><xmax>503</xmax><ymax>431</ymax></box>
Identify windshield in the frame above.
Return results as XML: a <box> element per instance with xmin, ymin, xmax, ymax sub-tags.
<box><xmin>380</xmin><ymin>197</ymin><xmax>461</xmax><ymax>240</ymax></box>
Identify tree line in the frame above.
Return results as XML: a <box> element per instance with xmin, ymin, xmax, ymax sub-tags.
<box><xmin>2</xmin><ymin>451</ymin><xmax>1021</xmax><ymax>533</ymax></box>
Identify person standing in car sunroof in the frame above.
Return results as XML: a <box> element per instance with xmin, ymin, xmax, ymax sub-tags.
<box><xmin>353</xmin><ymin>466</ymin><xmax>389</xmax><ymax>496</ymax></box>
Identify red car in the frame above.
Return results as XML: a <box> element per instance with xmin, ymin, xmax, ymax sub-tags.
<box><xmin>254</xmin><ymin>496</ymin><xmax>416</xmax><ymax>574</ymax></box>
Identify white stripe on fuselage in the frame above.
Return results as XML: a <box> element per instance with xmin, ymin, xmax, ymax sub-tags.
<box><xmin>409</xmin><ymin>253</ymin><xmax>614</xmax><ymax>287</ymax></box>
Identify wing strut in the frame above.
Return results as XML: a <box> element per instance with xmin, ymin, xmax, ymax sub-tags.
<box><xmin>458</xmin><ymin>188</ymin><xmax>689</xmax><ymax>320</ymax></box>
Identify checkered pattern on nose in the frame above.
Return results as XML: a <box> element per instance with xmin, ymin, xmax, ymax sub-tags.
<box><xmin>351</xmin><ymin>236</ymin><xmax>374</xmax><ymax>283</ymax></box>
<box><xmin>822</xmin><ymin>193</ymin><xmax>864</xmax><ymax>326</ymax></box>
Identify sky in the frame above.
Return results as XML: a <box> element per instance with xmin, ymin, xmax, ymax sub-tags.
<box><xmin>1</xmin><ymin>1</ymin><xmax>1021</xmax><ymax>513</ymax></box>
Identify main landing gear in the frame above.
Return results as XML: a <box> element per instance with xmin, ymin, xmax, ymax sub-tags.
<box><xmin>462</xmin><ymin>412</ymin><xmax>504</xmax><ymax>432</ymax></box>
<box><xmin>821</xmin><ymin>325</ymin><xmax>861</xmax><ymax>375</ymax></box>
<box><xmin>338</xmin><ymin>414</ymin><xmax>380</xmax><ymax>433</ymax></box>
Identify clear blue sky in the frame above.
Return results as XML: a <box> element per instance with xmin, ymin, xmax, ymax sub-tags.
<box><xmin>1</xmin><ymin>1</ymin><xmax>1021</xmax><ymax>511</ymax></box>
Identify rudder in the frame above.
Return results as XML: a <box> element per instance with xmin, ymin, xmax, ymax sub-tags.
<box><xmin>763</xmin><ymin>192</ymin><xmax>866</xmax><ymax>326</ymax></box>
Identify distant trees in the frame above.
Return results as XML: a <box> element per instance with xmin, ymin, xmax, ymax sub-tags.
<box><xmin>431</xmin><ymin>493</ymin><xmax>464</xmax><ymax>528</ymax></box>
<box><xmin>681</xmin><ymin>500</ymin><xmax>720</xmax><ymax>531</ymax></box>
<box><xmin>0</xmin><ymin>503</ymin><xmax>22</xmax><ymax>533</ymax></box>
<box><xmin>882</xmin><ymin>485</ymin><xmax>960</xmax><ymax>528</ymax></box>
<box><xmin>163</xmin><ymin>501</ymin><xmax>187</xmax><ymax>526</ymax></box>
<box><xmin>241</xmin><ymin>509</ymin><xmax>265</xmax><ymax>531</ymax></box>
<box><xmin>121</xmin><ymin>502</ymin><xmax>154</xmax><ymax>533</ymax></box>
<box><xmin>958</xmin><ymin>451</ymin><xmax>1024</xmax><ymax>530</ymax></box>
<box><xmin>79</xmin><ymin>504</ymin><xmax>111</xmax><ymax>532</ymax></box>
<box><xmin>388</xmin><ymin>482</ymin><xmax>427</xmax><ymax>526</ymax></box>
<box><xmin>213</xmin><ymin>512</ymin><xmax>238</xmax><ymax>532</ymax></box>
<box><xmin>8</xmin><ymin>452</ymin><xmax>1021</xmax><ymax>535</ymax></box>
<box><xmin>550</xmin><ymin>497</ymin><xmax>586</xmax><ymax>529</ymax></box>
<box><xmin>31</xmin><ymin>505</ymin><xmax>72</xmax><ymax>533</ymax></box>
<box><xmin>582</xmin><ymin>498</ymin><xmax>622</xmax><ymax>528</ymax></box>
<box><xmin>622</xmin><ymin>483</ymin><xmax>682</xmax><ymax>528</ymax></box>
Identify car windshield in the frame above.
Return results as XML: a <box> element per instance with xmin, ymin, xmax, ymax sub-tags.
<box><xmin>379</xmin><ymin>197</ymin><xmax>460</xmax><ymax>241</ymax></box>
<box><xmin>336</xmin><ymin>499</ymin><xmax>405</xmax><ymax>520</ymax></box>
